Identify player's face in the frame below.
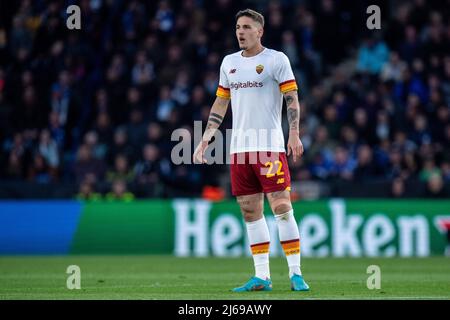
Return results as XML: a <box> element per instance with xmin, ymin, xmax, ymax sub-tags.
<box><xmin>236</xmin><ymin>16</ymin><xmax>263</xmax><ymax>51</ymax></box>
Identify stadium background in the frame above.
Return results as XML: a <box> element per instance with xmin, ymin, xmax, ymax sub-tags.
<box><xmin>0</xmin><ymin>0</ymin><xmax>448</xmax><ymax>200</ymax></box>
<box><xmin>0</xmin><ymin>0</ymin><xmax>449</xmax><ymax>300</ymax></box>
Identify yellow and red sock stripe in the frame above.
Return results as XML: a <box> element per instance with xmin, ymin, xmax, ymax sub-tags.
<box><xmin>216</xmin><ymin>85</ymin><xmax>231</xmax><ymax>99</ymax></box>
<box><xmin>250</xmin><ymin>241</ymin><xmax>270</xmax><ymax>255</ymax></box>
<box><xmin>279</xmin><ymin>79</ymin><xmax>298</xmax><ymax>93</ymax></box>
<box><xmin>281</xmin><ymin>238</ymin><xmax>300</xmax><ymax>255</ymax></box>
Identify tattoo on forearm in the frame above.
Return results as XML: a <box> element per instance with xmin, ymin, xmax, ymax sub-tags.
<box><xmin>285</xmin><ymin>95</ymin><xmax>294</xmax><ymax>107</ymax></box>
<box><xmin>287</xmin><ymin>108</ymin><xmax>299</xmax><ymax>130</ymax></box>
<box><xmin>285</xmin><ymin>92</ymin><xmax>300</xmax><ymax>131</ymax></box>
<box><xmin>207</xmin><ymin>112</ymin><xmax>224</xmax><ymax>127</ymax></box>
<box><xmin>210</xmin><ymin>113</ymin><xmax>224</xmax><ymax>121</ymax></box>
<box><xmin>284</xmin><ymin>91</ymin><xmax>298</xmax><ymax>106</ymax></box>
<box><xmin>208</xmin><ymin>117</ymin><xmax>222</xmax><ymax>125</ymax></box>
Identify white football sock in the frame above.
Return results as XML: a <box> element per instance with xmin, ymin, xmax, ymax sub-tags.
<box><xmin>245</xmin><ymin>216</ymin><xmax>271</xmax><ymax>280</ymax></box>
<box><xmin>275</xmin><ymin>209</ymin><xmax>302</xmax><ymax>278</ymax></box>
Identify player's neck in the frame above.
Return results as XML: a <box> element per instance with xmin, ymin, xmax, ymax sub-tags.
<box><xmin>242</xmin><ymin>44</ymin><xmax>265</xmax><ymax>57</ymax></box>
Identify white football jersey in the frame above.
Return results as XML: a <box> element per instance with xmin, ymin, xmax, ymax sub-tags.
<box><xmin>216</xmin><ymin>48</ymin><xmax>298</xmax><ymax>154</ymax></box>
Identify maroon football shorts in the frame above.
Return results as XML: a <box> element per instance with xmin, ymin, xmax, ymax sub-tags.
<box><xmin>230</xmin><ymin>151</ymin><xmax>291</xmax><ymax>196</ymax></box>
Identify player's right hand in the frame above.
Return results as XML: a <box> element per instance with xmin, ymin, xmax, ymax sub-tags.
<box><xmin>193</xmin><ymin>140</ymin><xmax>209</xmax><ymax>164</ymax></box>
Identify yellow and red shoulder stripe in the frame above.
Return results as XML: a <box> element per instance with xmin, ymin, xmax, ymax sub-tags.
<box><xmin>216</xmin><ymin>85</ymin><xmax>231</xmax><ymax>99</ymax></box>
<box><xmin>279</xmin><ymin>79</ymin><xmax>298</xmax><ymax>93</ymax></box>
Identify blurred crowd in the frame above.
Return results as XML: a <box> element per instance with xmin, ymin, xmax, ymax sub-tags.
<box><xmin>0</xmin><ymin>0</ymin><xmax>448</xmax><ymax>200</ymax></box>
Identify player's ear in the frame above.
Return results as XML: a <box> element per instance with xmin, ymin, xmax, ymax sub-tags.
<box><xmin>258</xmin><ymin>26</ymin><xmax>264</xmax><ymax>38</ymax></box>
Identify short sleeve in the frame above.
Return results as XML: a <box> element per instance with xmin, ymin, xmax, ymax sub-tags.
<box><xmin>274</xmin><ymin>52</ymin><xmax>298</xmax><ymax>93</ymax></box>
<box><xmin>216</xmin><ymin>58</ymin><xmax>231</xmax><ymax>99</ymax></box>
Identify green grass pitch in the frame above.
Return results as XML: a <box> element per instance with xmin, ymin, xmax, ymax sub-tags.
<box><xmin>0</xmin><ymin>256</ymin><xmax>449</xmax><ymax>300</ymax></box>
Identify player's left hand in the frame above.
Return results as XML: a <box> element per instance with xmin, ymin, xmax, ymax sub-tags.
<box><xmin>193</xmin><ymin>140</ymin><xmax>209</xmax><ymax>164</ymax></box>
<box><xmin>287</xmin><ymin>132</ymin><xmax>304</xmax><ymax>162</ymax></box>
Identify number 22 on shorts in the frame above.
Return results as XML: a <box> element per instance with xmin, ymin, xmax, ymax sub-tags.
<box><xmin>264</xmin><ymin>160</ymin><xmax>284</xmax><ymax>178</ymax></box>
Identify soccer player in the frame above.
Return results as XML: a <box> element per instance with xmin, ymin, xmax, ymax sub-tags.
<box><xmin>193</xmin><ymin>9</ymin><xmax>309</xmax><ymax>292</ymax></box>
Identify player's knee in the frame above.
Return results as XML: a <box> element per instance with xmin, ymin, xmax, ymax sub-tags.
<box><xmin>241</xmin><ymin>210</ymin><xmax>256</xmax><ymax>221</ymax></box>
<box><xmin>271</xmin><ymin>200</ymin><xmax>292</xmax><ymax>215</ymax></box>
<box><xmin>240</xmin><ymin>204</ymin><xmax>262</xmax><ymax>222</ymax></box>
<box><xmin>237</xmin><ymin>195</ymin><xmax>263</xmax><ymax>222</ymax></box>
<box><xmin>268</xmin><ymin>191</ymin><xmax>292</xmax><ymax>215</ymax></box>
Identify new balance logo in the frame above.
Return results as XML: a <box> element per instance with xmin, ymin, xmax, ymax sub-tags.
<box><xmin>276</xmin><ymin>178</ymin><xmax>285</xmax><ymax>184</ymax></box>
<box><xmin>229</xmin><ymin>69</ymin><xmax>236</xmax><ymax>74</ymax></box>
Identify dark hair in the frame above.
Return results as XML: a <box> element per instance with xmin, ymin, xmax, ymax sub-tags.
<box><xmin>235</xmin><ymin>9</ymin><xmax>264</xmax><ymax>27</ymax></box>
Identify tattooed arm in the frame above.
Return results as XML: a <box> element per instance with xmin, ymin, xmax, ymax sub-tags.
<box><xmin>202</xmin><ymin>96</ymin><xmax>229</xmax><ymax>141</ymax></box>
<box><xmin>193</xmin><ymin>96</ymin><xmax>230</xmax><ymax>163</ymax></box>
<box><xmin>284</xmin><ymin>90</ymin><xmax>304</xmax><ymax>162</ymax></box>
<box><xmin>285</xmin><ymin>91</ymin><xmax>300</xmax><ymax>132</ymax></box>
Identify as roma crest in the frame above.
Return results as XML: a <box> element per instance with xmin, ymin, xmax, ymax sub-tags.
<box><xmin>256</xmin><ymin>64</ymin><xmax>264</xmax><ymax>74</ymax></box>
